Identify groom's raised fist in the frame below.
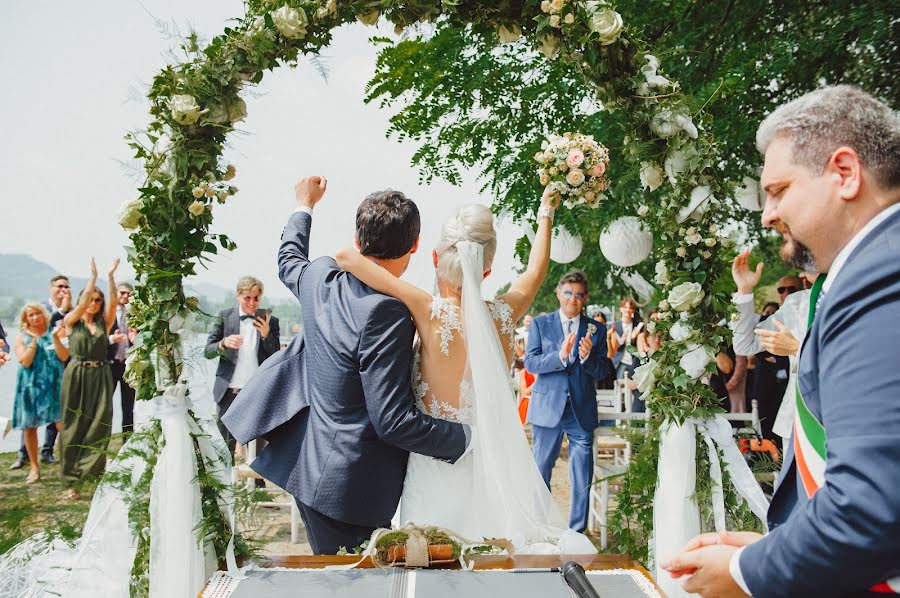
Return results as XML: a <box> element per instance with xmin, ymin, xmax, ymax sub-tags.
<box><xmin>295</xmin><ymin>176</ymin><xmax>327</xmax><ymax>209</ymax></box>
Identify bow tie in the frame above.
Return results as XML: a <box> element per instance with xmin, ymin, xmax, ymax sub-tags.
<box><xmin>240</xmin><ymin>314</ymin><xmax>256</xmax><ymax>321</ymax></box>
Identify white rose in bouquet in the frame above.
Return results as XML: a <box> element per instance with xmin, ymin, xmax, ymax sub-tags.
<box><xmin>118</xmin><ymin>198</ymin><xmax>143</xmax><ymax>230</ymax></box>
<box><xmin>667</xmin><ymin>281</ymin><xmax>704</xmax><ymax>312</ymax></box>
<box><xmin>498</xmin><ymin>24</ymin><xmax>522</xmax><ymax>42</ymax></box>
<box><xmin>640</xmin><ymin>162</ymin><xmax>664</xmax><ymax>191</ymax></box>
<box><xmin>654</xmin><ymin>260</ymin><xmax>670</xmax><ymax>285</ymax></box>
<box><xmin>633</xmin><ymin>359</ymin><xmax>661</xmax><ymax>394</ymax></box>
<box><xmin>588</xmin><ymin>4</ymin><xmax>623</xmax><ymax>45</ymax></box>
<box><xmin>680</xmin><ymin>344</ymin><xmax>712</xmax><ymax>379</ymax></box>
<box><xmin>669</xmin><ymin>319</ymin><xmax>695</xmax><ymax>342</ymax></box>
<box><xmin>566</xmin><ymin>169</ymin><xmax>585</xmax><ymax>186</ymax></box>
<box><xmin>273</xmin><ymin>5</ymin><xmax>308</xmax><ymax>39</ymax></box>
<box><xmin>170</xmin><ymin>94</ymin><xmax>201</xmax><ymax>126</ymax></box>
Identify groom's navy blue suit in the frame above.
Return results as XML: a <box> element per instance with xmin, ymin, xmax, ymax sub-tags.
<box><xmin>738</xmin><ymin>206</ymin><xmax>900</xmax><ymax>597</ymax></box>
<box><xmin>223</xmin><ymin>210</ymin><xmax>468</xmax><ymax>554</ymax></box>
<box><xmin>525</xmin><ymin>311</ymin><xmax>611</xmax><ymax>531</ymax></box>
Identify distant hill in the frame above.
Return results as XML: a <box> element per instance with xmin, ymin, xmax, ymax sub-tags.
<box><xmin>0</xmin><ymin>254</ymin><xmax>88</xmax><ymax>301</ymax></box>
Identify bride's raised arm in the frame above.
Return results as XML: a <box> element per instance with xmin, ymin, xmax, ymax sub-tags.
<box><xmin>498</xmin><ymin>188</ymin><xmax>560</xmax><ymax>321</ymax></box>
<box><xmin>335</xmin><ymin>248</ymin><xmax>434</xmax><ymax>332</ymax></box>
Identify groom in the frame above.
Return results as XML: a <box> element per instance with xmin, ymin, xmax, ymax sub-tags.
<box><xmin>223</xmin><ymin>176</ymin><xmax>469</xmax><ymax>554</ymax></box>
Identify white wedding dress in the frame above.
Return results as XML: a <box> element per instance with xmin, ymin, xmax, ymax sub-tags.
<box><xmin>397</xmin><ymin>242</ymin><xmax>595</xmax><ymax>554</ymax></box>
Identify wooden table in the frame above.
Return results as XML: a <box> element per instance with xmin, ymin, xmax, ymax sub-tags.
<box><xmin>259</xmin><ymin>554</ymin><xmax>664</xmax><ymax>595</ymax></box>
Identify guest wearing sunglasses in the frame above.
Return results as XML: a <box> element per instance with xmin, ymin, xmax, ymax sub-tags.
<box><xmin>775</xmin><ymin>274</ymin><xmax>802</xmax><ymax>301</ymax></box>
<box><xmin>525</xmin><ymin>270</ymin><xmax>612</xmax><ymax>532</ymax></box>
<box><xmin>59</xmin><ymin>258</ymin><xmax>122</xmax><ymax>499</ymax></box>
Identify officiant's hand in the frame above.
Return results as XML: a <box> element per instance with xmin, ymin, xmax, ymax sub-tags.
<box><xmin>663</xmin><ymin>543</ymin><xmax>750</xmax><ymax>597</ymax></box>
<box><xmin>295</xmin><ymin>176</ymin><xmax>327</xmax><ymax>209</ymax></box>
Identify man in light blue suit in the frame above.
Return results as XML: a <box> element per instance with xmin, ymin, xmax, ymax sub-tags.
<box><xmin>223</xmin><ymin>176</ymin><xmax>469</xmax><ymax>554</ymax></box>
<box><xmin>664</xmin><ymin>86</ymin><xmax>900</xmax><ymax>597</ymax></box>
<box><xmin>525</xmin><ymin>270</ymin><xmax>612</xmax><ymax>532</ymax></box>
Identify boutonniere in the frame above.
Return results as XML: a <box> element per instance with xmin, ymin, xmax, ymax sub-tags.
<box><xmin>587</xmin><ymin>323</ymin><xmax>597</xmax><ymax>336</ymax></box>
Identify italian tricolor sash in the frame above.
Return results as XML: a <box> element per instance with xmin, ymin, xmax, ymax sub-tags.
<box><xmin>792</xmin><ymin>275</ymin><xmax>900</xmax><ymax>594</ymax></box>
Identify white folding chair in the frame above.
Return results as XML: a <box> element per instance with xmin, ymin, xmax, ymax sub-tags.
<box><xmin>231</xmin><ymin>439</ymin><xmax>303</xmax><ymax>544</ymax></box>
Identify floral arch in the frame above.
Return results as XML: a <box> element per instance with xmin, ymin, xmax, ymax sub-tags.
<box><xmin>116</xmin><ymin>0</ymin><xmax>764</xmax><ymax>595</ymax></box>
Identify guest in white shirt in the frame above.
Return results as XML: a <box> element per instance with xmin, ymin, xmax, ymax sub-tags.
<box><xmin>205</xmin><ymin>276</ymin><xmax>281</xmax><ymax>454</ymax></box>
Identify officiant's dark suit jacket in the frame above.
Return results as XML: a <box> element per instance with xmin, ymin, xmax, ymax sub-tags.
<box><xmin>740</xmin><ymin>207</ymin><xmax>900</xmax><ymax>597</ymax></box>
<box><xmin>223</xmin><ymin>210</ymin><xmax>467</xmax><ymax>527</ymax></box>
<box><xmin>204</xmin><ymin>307</ymin><xmax>281</xmax><ymax>403</ymax></box>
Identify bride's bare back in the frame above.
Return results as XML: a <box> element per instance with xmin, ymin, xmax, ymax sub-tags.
<box><xmin>413</xmin><ymin>296</ymin><xmax>516</xmax><ymax>424</ymax></box>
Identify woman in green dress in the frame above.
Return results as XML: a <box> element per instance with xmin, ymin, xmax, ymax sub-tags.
<box><xmin>12</xmin><ymin>303</ymin><xmax>68</xmax><ymax>484</ymax></box>
<box><xmin>60</xmin><ymin>258</ymin><xmax>123</xmax><ymax>499</ymax></box>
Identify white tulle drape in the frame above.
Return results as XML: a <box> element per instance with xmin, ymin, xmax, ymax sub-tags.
<box><xmin>0</xmin><ymin>365</ymin><xmax>241</xmax><ymax>598</ymax></box>
<box><xmin>653</xmin><ymin>417</ymin><xmax>769</xmax><ymax>597</ymax></box>
<box><xmin>456</xmin><ymin>241</ymin><xmax>595</xmax><ymax>553</ymax></box>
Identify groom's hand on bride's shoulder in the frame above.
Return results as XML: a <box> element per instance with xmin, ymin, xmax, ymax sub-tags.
<box><xmin>295</xmin><ymin>176</ymin><xmax>327</xmax><ymax>209</ymax></box>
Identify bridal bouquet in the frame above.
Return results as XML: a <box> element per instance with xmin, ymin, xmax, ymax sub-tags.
<box><xmin>535</xmin><ymin>132</ymin><xmax>611</xmax><ymax>209</ymax></box>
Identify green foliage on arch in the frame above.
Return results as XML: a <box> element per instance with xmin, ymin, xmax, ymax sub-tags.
<box><xmin>114</xmin><ymin>0</ymin><xmax>897</xmax><ymax>580</ymax></box>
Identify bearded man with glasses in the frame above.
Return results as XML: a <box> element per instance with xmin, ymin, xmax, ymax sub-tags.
<box><xmin>524</xmin><ymin>270</ymin><xmax>613</xmax><ymax>533</ymax></box>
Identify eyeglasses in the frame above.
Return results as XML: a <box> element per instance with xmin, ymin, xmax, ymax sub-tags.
<box><xmin>777</xmin><ymin>286</ymin><xmax>798</xmax><ymax>295</ymax></box>
<box><xmin>54</xmin><ymin>284</ymin><xmax>70</xmax><ymax>289</ymax></box>
<box><xmin>118</xmin><ymin>291</ymin><xmax>131</xmax><ymax>296</ymax></box>
<box><xmin>561</xmin><ymin>291</ymin><xmax>587</xmax><ymax>301</ymax></box>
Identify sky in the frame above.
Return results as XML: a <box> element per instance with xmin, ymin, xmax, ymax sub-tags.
<box><xmin>0</xmin><ymin>0</ymin><xmax>523</xmax><ymax>300</ymax></box>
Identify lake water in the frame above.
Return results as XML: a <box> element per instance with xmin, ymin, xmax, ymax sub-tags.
<box><xmin>1</xmin><ymin>331</ymin><xmax>219</xmax><ymax>454</ymax></box>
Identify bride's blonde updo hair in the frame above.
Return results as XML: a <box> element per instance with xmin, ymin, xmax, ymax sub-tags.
<box><xmin>435</xmin><ymin>204</ymin><xmax>497</xmax><ymax>289</ymax></box>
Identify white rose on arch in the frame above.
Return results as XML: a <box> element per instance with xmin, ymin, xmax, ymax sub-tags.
<box><xmin>272</xmin><ymin>5</ymin><xmax>308</xmax><ymax>39</ymax></box>
<box><xmin>633</xmin><ymin>359</ymin><xmax>661</xmax><ymax>394</ymax></box>
<box><xmin>664</xmin><ymin>145</ymin><xmax>698</xmax><ymax>185</ymax></box>
<box><xmin>654</xmin><ymin>260</ymin><xmax>670</xmax><ymax>285</ymax></box>
<box><xmin>650</xmin><ymin>106</ymin><xmax>698</xmax><ymax>139</ymax></box>
<box><xmin>667</xmin><ymin>281</ymin><xmax>704</xmax><ymax>312</ymax></box>
<box><xmin>669</xmin><ymin>319</ymin><xmax>695</xmax><ymax>342</ymax></box>
<box><xmin>587</xmin><ymin>3</ymin><xmax>624</xmax><ymax>45</ymax></box>
<box><xmin>640</xmin><ymin>162</ymin><xmax>664</xmax><ymax>191</ymax></box>
<box><xmin>680</xmin><ymin>344</ymin><xmax>713</xmax><ymax>379</ymax></box>
<box><xmin>169</xmin><ymin>94</ymin><xmax>202</xmax><ymax>126</ymax></box>
<box><xmin>118</xmin><ymin>198</ymin><xmax>143</xmax><ymax>230</ymax></box>
<box><xmin>677</xmin><ymin>185</ymin><xmax>716</xmax><ymax>223</ymax></box>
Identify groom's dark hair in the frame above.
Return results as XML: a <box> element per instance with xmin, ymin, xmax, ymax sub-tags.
<box><xmin>356</xmin><ymin>190</ymin><xmax>421</xmax><ymax>259</ymax></box>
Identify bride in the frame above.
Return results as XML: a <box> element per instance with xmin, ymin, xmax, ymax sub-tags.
<box><xmin>336</xmin><ymin>188</ymin><xmax>595</xmax><ymax>554</ymax></box>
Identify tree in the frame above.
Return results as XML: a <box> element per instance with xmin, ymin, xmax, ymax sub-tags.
<box><xmin>367</xmin><ymin>1</ymin><xmax>898</xmax><ymax>308</ymax></box>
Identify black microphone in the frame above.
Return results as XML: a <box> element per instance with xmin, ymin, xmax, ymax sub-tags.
<box><xmin>560</xmin><ymin>561</ymin><xmax>603</xmax><ymax>598</ymax></box>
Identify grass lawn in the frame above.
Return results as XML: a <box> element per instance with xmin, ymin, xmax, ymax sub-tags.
<box><xmin>0</xmin><ymin>449</ymin><xmax>108</xmax><ymax>554</ymax></box>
